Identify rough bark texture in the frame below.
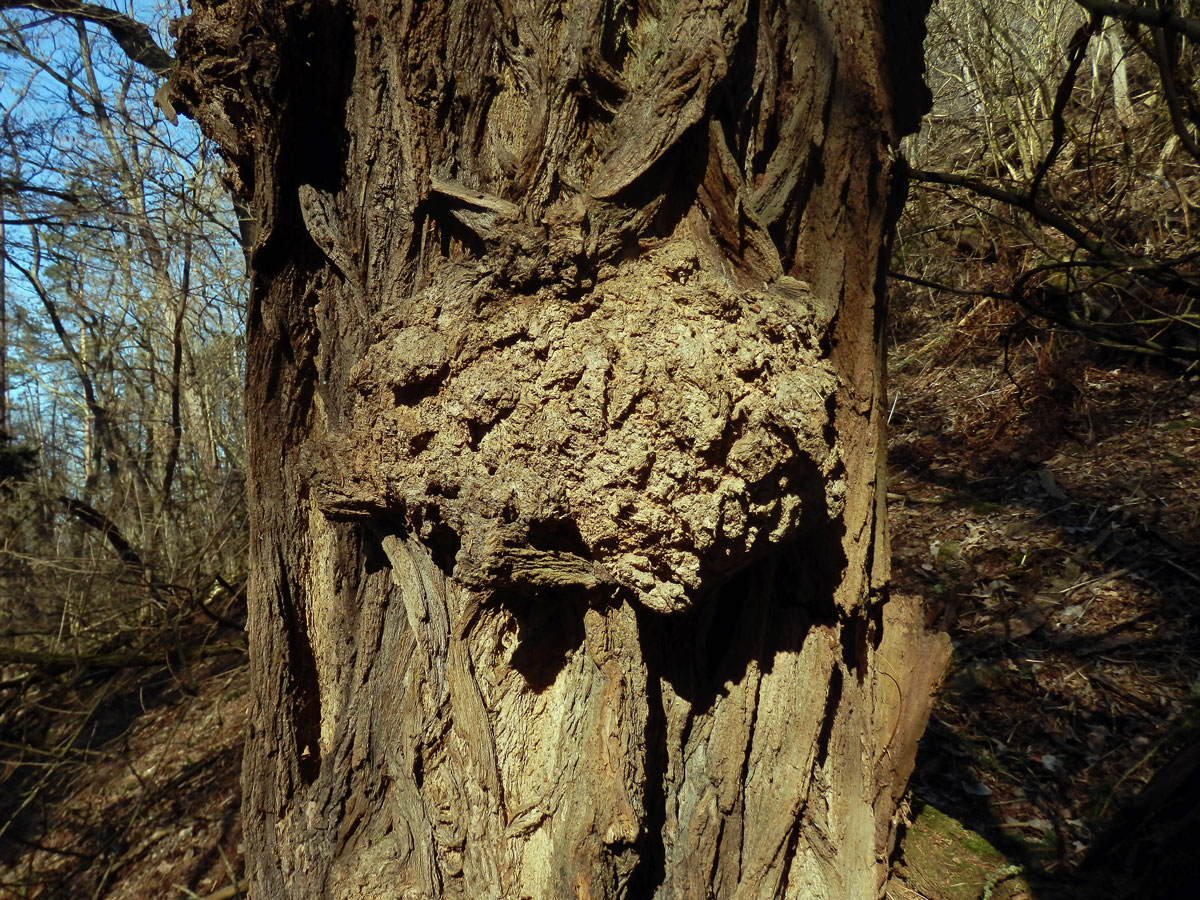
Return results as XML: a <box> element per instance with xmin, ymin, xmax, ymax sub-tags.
<box><xmin>171</xmin><ymin>1</ymin><xmax>949</xmax><ymax>897</ymax></box>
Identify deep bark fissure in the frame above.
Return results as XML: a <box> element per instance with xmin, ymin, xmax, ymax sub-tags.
<box><xmin>277</xmin><ymin>545</ymin><xmax>323</xmax><ymax>785</ymax></box>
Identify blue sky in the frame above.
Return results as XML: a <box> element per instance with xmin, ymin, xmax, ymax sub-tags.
<box><xmin>1</xmin><ymin>0</ymin><xmax>245</xmax><ymax>473</ymax></box>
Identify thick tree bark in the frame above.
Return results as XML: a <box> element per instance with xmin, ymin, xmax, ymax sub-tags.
<box><xmin>172</xmin><ymin>1</ymin><xmax>948</xmax><ymax>897</ymax></box>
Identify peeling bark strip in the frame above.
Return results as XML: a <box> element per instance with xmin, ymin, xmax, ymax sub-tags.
<box><xmin>171</xmin><ymin>1</ymin><xmax>948</xmax><ymax>898</ymax></box>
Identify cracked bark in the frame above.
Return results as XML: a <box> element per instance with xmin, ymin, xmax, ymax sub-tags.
<box><xmin>170</xmin><ymin>1</ymin><xmax>949</xmax><ymax>897</ymax></box>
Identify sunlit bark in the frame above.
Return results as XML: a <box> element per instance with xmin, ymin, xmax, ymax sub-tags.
<box><xmin>173</xmin><ymin>1</ymin><xmax>948</xmax><ymax>896</ymax></box>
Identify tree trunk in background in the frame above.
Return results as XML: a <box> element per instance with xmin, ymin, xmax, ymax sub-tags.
<box><xmin>172</xmin><ymin>1</ymin><xmax>948</xmax><ymax>896</ymax></box>
<box><xmin>1</xmin><ymin>207</ymin><xmax>7</xmax><ymax>439</ymax></box>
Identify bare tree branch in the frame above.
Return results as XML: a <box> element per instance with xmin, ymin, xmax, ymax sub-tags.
<box><xmin>0</xmin><ymin>0</ymin><xmax>172</xmax><ymax>74</ymax></box>
<box><xmin>888</xmin><ymin>269</ymin><xmax>1009</xmax><ymax>300</ymax></box>
<box><xmin>0</xmin><ymin>177</ymin><xmax>81</xmax><ymax>204</ymax></box>
<box><xmin>0</xmin><ymin>640</ymin><xmax>246</xmax><ymax>670</ymax></box>
<box><xmin>1030</xmin><ymin>15</ymin><xmax>1101</xmax><ymax>197</ymax></box>
<box><xmin>61</xmin><ymin>495</ymin><xmax>145</xmax><ymax>570</ymax></box>
<box><xmin>1073</xmin><ymin>0</ymin><xmax>1200</xmax><ymax>43</ymax></box>
<box><xmin>906</xmin><ymin>164</ymin><xmax>1112</xmax><ymax>258</ymax></box>
<box><xmin>902</xmin><ymin>167</ymin><xmax>1200</xmax><ymax>298</ymax></box>
<box><xmin>1148</xmin><ymin>11</ymin><xmax>1200</xmax><ymax>162</ymax></box>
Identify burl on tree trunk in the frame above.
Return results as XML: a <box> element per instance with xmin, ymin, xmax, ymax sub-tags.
<box><xmin>171</xmin><ymin>0</ymin><xmax>948</xmax><ymax>897</ymax></box>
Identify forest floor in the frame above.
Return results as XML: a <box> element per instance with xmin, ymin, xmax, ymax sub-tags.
<box><xmin>0</xmin><ymin>646</ymin><xmax>248</xmax><ymax>900</ymax></box>
<box><xmin>1</xmin><ymin>295</ymin><xmax>1198</xmax><ymax>900</ymax></box>
<box><xmin>887</xmin><ymin>290</ymin><xmax>1200</xmax><ymax>900</ymax></box>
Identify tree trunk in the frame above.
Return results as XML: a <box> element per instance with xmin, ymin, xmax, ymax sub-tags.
<box><xmin>172</xmin><ymin>1</ymin><xmax>948</xmax><ymax>897</ymax></box>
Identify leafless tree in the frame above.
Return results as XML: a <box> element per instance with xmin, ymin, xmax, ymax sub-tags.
<box><xmin>164</xmin><ymin>1</ymin><xmax>948</xmax><ymax>897</ymax></box>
